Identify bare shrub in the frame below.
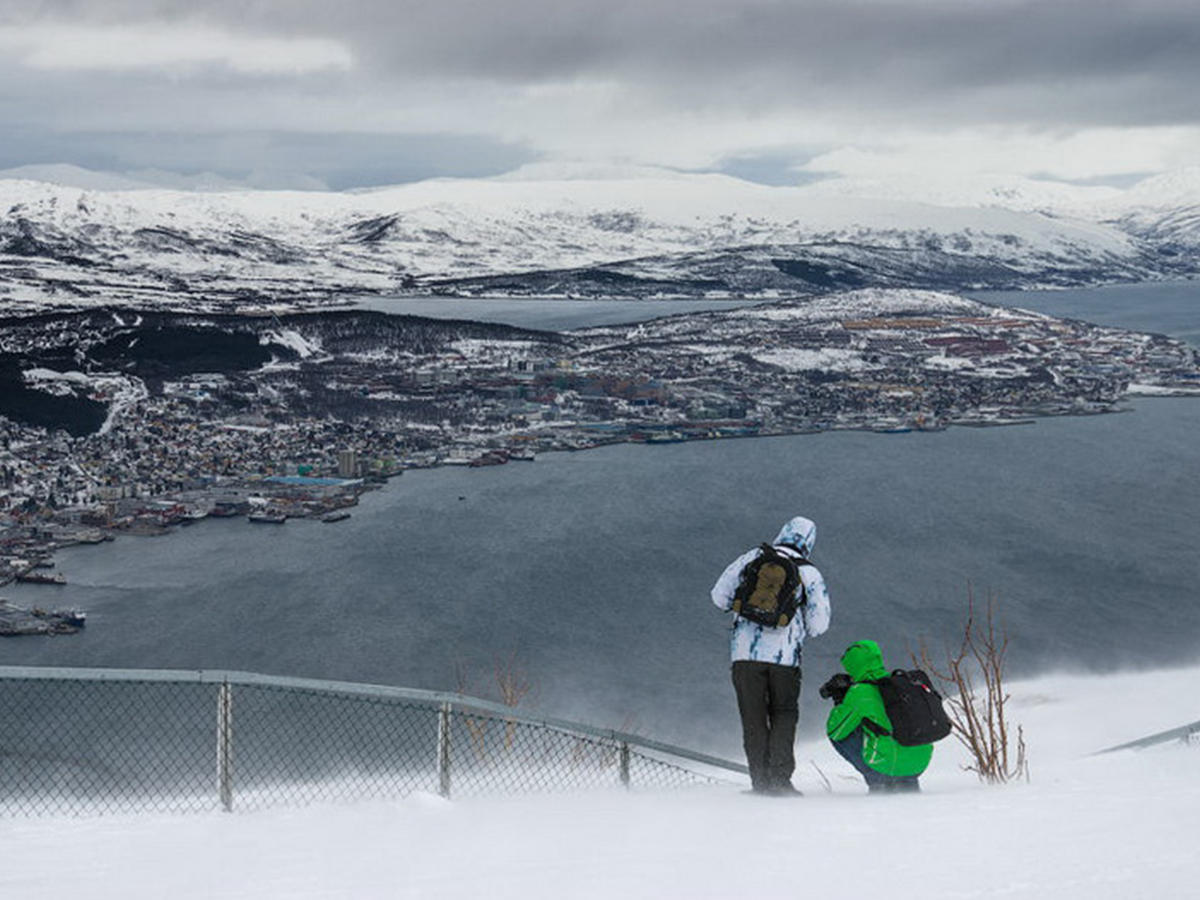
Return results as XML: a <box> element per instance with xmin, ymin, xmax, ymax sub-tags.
<box><xmin>917</xmin><ymin>586</ymin><xmax>1030</xmax><ymax>784</ymax></box>
<box><xmin>494</xmin><ymin>651</ymin><xmax>534</xmax><ymax>708</ymax></box>
<box><xmin>454</xmin><ymin>652</ymin><xmax>536</xmax><ymax>756</ymax></box>
<box><xmin>454</xmin><ymin>660</ymin><xmax>492</xmax><ymax>763</ymax></box>
<box><xmin>494</xmin><ymin>651</ymin><xmax>534</xmax><ymax>751</ymax></box>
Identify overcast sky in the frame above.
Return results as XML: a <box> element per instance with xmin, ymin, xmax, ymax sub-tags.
<box><xmin>1</xmin><ymin>0</ymin><xmax>1199</xmax><ymax>189</ymax></box>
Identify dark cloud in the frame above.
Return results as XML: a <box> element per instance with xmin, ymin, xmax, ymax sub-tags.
<box><xmin>43</xmin><ymin>0</ymin><xmax>1190</xmax><ymax>128</ymax></box>
<box><xmin>3</xmin><ymin>1</ymin><xmax>1199</xmax><ymax>181</ymax></box>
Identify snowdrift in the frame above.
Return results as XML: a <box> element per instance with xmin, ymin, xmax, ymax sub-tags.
<box><xmin>4</xmin><ymin>664</ymin><xmax>1198</xmax><ymax>900</ymax></box>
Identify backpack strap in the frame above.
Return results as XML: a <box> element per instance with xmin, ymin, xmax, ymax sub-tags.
<box><xmin>859</xmin><ymin>677</ymin><xmax>894</xmax><ymax>738</ymax></box>
<box><xmin>774</xmin><ymin>544</ymin><xmax>812</xmax><ymax>608</ymax></box>
<box><xmin>861</xmin><ymin>718</ymin><xmax>891</xmax><ymax>738</ymax></box>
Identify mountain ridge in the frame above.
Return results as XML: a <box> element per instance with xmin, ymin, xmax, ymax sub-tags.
<box><xmin>2</xmin><ymin>168</ymin><xmax>1197</xmax><ymax>314</ymax></box>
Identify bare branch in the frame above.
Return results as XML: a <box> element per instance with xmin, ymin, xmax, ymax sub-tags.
<box><xmin>915</xmin><ymin>585</ymin><xmax>1029</xmax><ymax>784</ymax></box>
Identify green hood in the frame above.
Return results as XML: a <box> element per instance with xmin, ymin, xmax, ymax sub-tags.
<box><xmin>841</xmin><ymin>640</ymin><xmax>889</xmax><ymax>682</ymax></box>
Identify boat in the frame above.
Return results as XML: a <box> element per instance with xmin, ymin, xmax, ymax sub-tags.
<box><xmin>645</xmin><ymin>430</ymin><xmax>686</xmax><ymax>444</ymax></box>
<box><xmin>16</xmin><ymin>571</ymin><xmax>67</xmax><ymax>585</ymax></box>
<box><xmin>509</xmin><ymin>449</ymin><xmax>536</xmax><ymax>461</ymax></box>
<box><xmin>321</xmin><ymin>511</ymin><xmax>351</xmax><ymax>523</ymax></box>
<box><xmin>247</xmin><ymin>511</ymin><xmax>287</xmax><ymax>524</ymax></box>
<box><xmin>39</xmin><ymin>607</ymin><xmax>87</xmax><ymax>629</ymax></box>
<box><xmin>469</xmin><ymin>452</ymin><xmax>508</xmax><ymax>467</ymax></box>
<box><xmin>0</xmin><ymin>600</ymin><xmax>86</xmax><ymax>636</ymax></box>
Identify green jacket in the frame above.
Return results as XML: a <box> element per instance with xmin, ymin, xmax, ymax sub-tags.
<box><xmin>825</xmin><ymin>639</ymin><xmax>933</xmax><ymax>778</ymax></box>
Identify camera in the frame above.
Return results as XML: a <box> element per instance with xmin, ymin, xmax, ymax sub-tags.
<box><xmin>818</xmin><ymin>672</ymin><xmax>852</xmax><ymax>703</ymax></box>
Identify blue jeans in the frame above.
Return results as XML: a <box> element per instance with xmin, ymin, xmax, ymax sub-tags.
<box><xmin>830</xmin><ymin>728</ymin><xmax>920</xmax><ymax>793</ymax></box>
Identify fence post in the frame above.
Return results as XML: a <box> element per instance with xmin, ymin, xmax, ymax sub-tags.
<box><xmin>618</xmin><ymin>741</ymin><xmax>631</xmax><ymax>789</ymax></box>
<box><xmin>437</xmin><ymin>701</ymin><xmax>452</xmax><ymax>798</ymax></box>
<box><xmin>217</xmin><ymin>681</ymin><xmax>234</xmax><ymax>812</ymax></box>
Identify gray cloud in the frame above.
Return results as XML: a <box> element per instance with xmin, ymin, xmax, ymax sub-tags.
<box><xmin>25</xmin><ymin>0</ymin><xmax>1190</xmax><ymax>127</ymax></box>
<box><xmin>3</xmin><ymin>1</ymin><xmax>1199</xmax><ymax>182</ymax></box>
<box><xmin>0</xmin><ymin>125</ymin><xmax>535</xmax><ymax>189</ymax></box>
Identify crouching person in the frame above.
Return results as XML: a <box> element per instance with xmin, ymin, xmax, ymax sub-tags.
<box><xmin>821</xmin><ymin>640</ymin><xmax>937</xmax><ymax>793</ymax></box>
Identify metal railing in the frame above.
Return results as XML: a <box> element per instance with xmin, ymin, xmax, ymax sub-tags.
<box><xmin>1092</xmin><ymin>719</ymin><xmax>1200</xmax><ymax>755</ymax></box>
<box><xmin>0</xmin><ymin>666</ymin><xmax>745</xmax><ymax>817</ymax></box>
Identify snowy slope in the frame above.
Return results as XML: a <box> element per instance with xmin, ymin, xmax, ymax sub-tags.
<box><xmin>4</xmin><ymin>665</ymin><xmax>1198</xmax><ymax>900</ymax></box>
<box><xmin>2</xmin><ymin>167</ymin><xmax>1192</xmax><ymax>314</ymax></box>
<box><xmin>796</xmin><ymin>172</ymin><xmax>1124</xmax><ymax>216</ymax></box>
<box><xmin>1100</xmin><ymin>167</ymin><xmax>1200</xmax><ymax>259</ymax></box>
<box><xmin>0</xmin><ymin>164</ymin><xmax>163</xmax><ymax>192</ymax></box>
<box><xmin>1108</xmin><ymin>167</ymin><xmax>1200</xmax><ymax>211</ymax></box>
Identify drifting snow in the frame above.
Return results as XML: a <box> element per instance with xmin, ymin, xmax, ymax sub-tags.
<box><xmin>4</xmin><ymin>665</ymin><xmax>1198</xmax><ymax>900</ymax></box>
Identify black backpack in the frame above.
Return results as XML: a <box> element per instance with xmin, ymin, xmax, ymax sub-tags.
<box><xmin>731</xmin><ymin>543</ymin><xmax>807</xmax><ymax>628</ymax></box>
<box><xmin>866</xmin><ymin>669</ymin><xmax>953</xmax><ymax>746</ymax></box>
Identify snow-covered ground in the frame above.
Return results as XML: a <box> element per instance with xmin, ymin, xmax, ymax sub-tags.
<box><xmin>5</xmin><ymin>665</ymin><xmax>1199</xmax><ymax>900</ymax></box>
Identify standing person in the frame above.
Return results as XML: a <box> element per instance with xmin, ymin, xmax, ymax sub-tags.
<box><xmin>822</xmin><ymin>639</ymin><xmax>935</xmax><ymax>793</ymax></box>
<box><xmin>711</xmin><ymin>515</ymin><xmax>831</xmax><ymax>795</ymax></box>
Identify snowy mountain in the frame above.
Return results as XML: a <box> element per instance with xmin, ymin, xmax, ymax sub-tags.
<box><xmin>795</xmin><ymin>172</ymin><xmax>1124</xmax><ymax>217</ymax></box>
<box><xmin>1098</xmin><ymin>167</ymin><xmax>1200</xmax><ymax>262</ymax></box>
<box><xmin>0</xmin><ymin>163</ymin><xmax>329</xmax><ymax>193</ymax></box>
<box><xmin>1</xmin><ymin>167</ymin><xmax>1197</xmax><ymax>314</ymax></box>
<box><xmin>0</xmin><ymin>164</ymin><xmax>164</xmax><ymax>192</ymax></box>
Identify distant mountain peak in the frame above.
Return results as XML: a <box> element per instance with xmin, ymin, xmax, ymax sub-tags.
<box><xmin>1118</xmin><ymin>166</ymin><xmax>1200</xmax><ymax>209</ymax></box>
<box><xmin>795</xmin><ymin>172</ymin><xmax>1124</xmax><ymax>216</ymax></box>
<box><xmin>0</xmin><ymin>164</ymin><xmax>159</xmax><ymax>192</ymax></box>
<box><xmin>490</xmin><ymin>161</ymin><xmax>701</xmax><ymax>183</ymax></box>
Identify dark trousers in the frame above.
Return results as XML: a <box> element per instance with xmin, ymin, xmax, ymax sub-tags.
<box><xmin>830</xmin><ymin>729</ymin><xmax>921</xmax><ymax>793</ymax></box>
<box><xmin>731</xmin><ymin>660</ymin><xmax>801</xmax><ymax>792</ymax></box>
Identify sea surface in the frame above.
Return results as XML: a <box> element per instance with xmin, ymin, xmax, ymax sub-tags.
<box><xmin>970</xmin><ymin>281</ymin><xmax>1200</xmax><ymax>348</ymax></box>
<box><xmin>4</xmin><ymin>282</ymin><xmax>1199</xmax><ymax>751</ymax></box>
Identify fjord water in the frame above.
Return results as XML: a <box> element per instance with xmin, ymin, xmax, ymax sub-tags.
<box><xmin>971</xmin><ymin>281</ymin><xmax>1200</xmax><ymax>348</ymax></box>
<box><xmin>4</xmin><ymin>283</ymin><xmax>1198</xmax><ymax>751</ymax></box>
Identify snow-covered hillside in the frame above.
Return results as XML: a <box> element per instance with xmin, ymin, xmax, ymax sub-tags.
<box><xmin>2</xmin><ymin>167</ymin><xmax>1197</xmax><ymax>314</ymax></box>
<box><xmin>4</xmin><ymin>664</ymin><xmax>1198</xmax><ymax>900</ymax></box>
<box><xmin>1101</xmin><ymin>168</ymin><xmax>1200</xmax><ymax>261</ymax></box>
<box><xmin>796</xmin><ymin>171</ymin><xmax>1125</xmax><ymax>216</ymax></box>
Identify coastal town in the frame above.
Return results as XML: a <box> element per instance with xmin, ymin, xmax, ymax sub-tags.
<box><xmin>2</xmin><ymin>288</ymin><xmax>1199</xmax><ymax>605</ymax></box>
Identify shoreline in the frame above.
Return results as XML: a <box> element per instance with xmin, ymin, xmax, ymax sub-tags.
<box><xmin>3</xmin><ymin>393</ymin><xmax>1186</xmax><ymax>597</ymax></box>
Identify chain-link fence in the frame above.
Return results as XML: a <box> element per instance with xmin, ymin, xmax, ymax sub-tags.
<box><xmin>0</xmin><ymin>667</ymin><xmax>744</xmax><ymax>817</ymax></box>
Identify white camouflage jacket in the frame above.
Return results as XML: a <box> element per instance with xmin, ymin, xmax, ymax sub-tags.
<box><xmin>710</xmin><ymin>516</ymin><xmax>831</xmax><ymax>667</ymax></box>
